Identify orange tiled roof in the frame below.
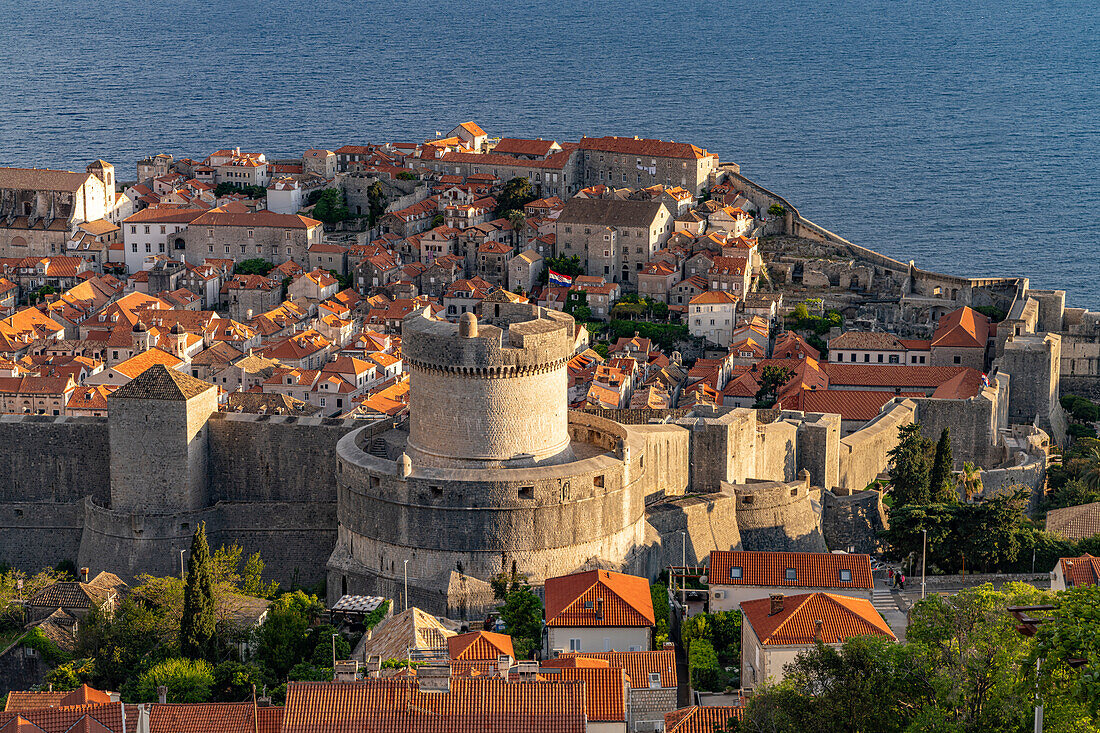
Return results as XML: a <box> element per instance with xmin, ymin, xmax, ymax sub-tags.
<box><xmin>822</xmin><ymin>363</ymin><xmax>977</xmax><ymax>390</ymax></box>
<box><xmin>0</xmin><ymin>703</ymin><xmax>126</xmax><ymax>733</ymax></box>
<box><xmin>579</xmin><ymin>136</ymin><xmax>712</xmax><ymax>160</ymax></box>
<box><xmin>710</xmin><ymin>550</ymin><xmax>873</xmax><ymax>589</ymax></box>
<box><xmin>533</xmin><ymin>667</ymin><xmax>626</xmax><ymax>723</ymax></box>
<box><xmin>544</xmin><ymin>569</ymin><xmax>654</xmax><ymax>628</ymax></box>
<box><xmin>1059</xmin><ymin>554</ymin><xmax>1100</xmax><ymax>588</ymax></box>
<box><xmin>447</xmin><ymin>631</ymin><xmax>515</xmax><ymax>661</ymax></box>
<box><xmin>282</xmin><ymin>679</ymin><xmax>586</xmax><ymax>733</ymax></box>
<box><xmin>931</xmin><ymin>306</ymin><xmax>989</xmax><ymax>350</ymax></box>
<box><xmin>147</xmin><ymin>702</ymin><xmax>261</xmax><ymax>733</ymax></box>
<box><xmin>557</xmin><ymin>650</ymin><xmax>676</xmax><ymax>689</ymax></box>
<box><xmin>1046</xmin><ymin>503</ymin><xmax>1100</xmax><ymax>541</ymax></box>
<box><xmin>740</xmin><ymin>592</ymin><xmax>895</xmax><ymax>645</ymax></box>
<box><xmin>665</xmin><ymin>706</ymin><xmax>744</xmax><ymax>733</ymax></box>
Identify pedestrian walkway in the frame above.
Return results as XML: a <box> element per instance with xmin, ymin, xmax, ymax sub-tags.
<box><xmin>872</xmin><ymin>582</ymin><xmax>909</xmax><ymax>641</ymax></box>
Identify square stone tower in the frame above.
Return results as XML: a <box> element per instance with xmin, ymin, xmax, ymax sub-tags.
<box><xmin>107</xmin><ymin>364</ymin><xmax>218</xmax><ymax>512</ymax></box>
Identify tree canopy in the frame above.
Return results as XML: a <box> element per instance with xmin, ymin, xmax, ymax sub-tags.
<box><xmin>179</xmin><ymin>523</ymin><xmax>217</xmax><ymax>661</ymax></box>
<box><xmin>495</xmin><ymin>177</ymin><xmax>537</xmax><ymax>216</ymax></box>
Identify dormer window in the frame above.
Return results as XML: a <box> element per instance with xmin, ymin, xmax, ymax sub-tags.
<box><xmin>839</xmin><ymin>569</ymin><xmax>852</xmax><ymax>582</ymax></box>
<box><xmin>730</xmin><ymin>566</ymin><xmax>742</xmax><ymax>579</ymax></box>
<box><xmin>785</xmin><ymin>568</ymin><xmax>797</xmax><ymax>581</ymax></box>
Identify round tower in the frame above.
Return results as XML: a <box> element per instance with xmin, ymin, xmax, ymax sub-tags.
<box><xmin>402</xmin><ymin>303</ymin><xmax>575</xmax><ymax>468</ymax></box>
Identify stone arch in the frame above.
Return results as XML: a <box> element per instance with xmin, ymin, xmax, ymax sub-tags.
<box><xmin>10</xmin><ymin>236</ymin><xmax>26</xmax><ymax>248</ymax></box>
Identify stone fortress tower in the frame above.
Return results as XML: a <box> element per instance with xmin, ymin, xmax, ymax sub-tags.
<box><xmin>328</xmin><ymin>303</ymin><xmax>651</xmax><ymax>614</ymax></box>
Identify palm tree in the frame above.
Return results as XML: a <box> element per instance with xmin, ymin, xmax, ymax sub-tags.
<box><xmin>1080</xmin><ymin>444</ymin><xmax>1100</xmax><ymax>490</ymax></box>
<box><xmin>956</xmin><ymin>461</ymin><xmax>983</xmax><ymax>502</ymax></box>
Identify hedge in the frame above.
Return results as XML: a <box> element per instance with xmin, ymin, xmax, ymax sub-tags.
<box><xmin>688</xmin><ymin>638</ymin><xmax>722</xmax><ymax>691</ymax></box>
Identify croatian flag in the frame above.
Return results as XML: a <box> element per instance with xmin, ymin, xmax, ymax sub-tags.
<box><xmin>981</xmin><ymin>373</ymin><xmax>990</xmax><ymax>387</ymax></box>
<box><xmin>548</xmin><ymin>269</ymin><xmax>572</xmax><ymax>287</ymax></box>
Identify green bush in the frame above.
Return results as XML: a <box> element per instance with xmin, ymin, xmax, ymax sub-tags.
<box><xmin>21</xmin><ymin>626</ymin><xmax>71</xmax><ymax>665</ymax></box>
<box><xmin>689</xmin><ymin>638</ymin><xmax>722</xmax><ymax>691</ymax></box>
<box><xmin>126</xmin><ymin>658</ymin><xmax>213</xmax><ymax>703</ymax></box>
<box><xmin>767</xmin><ymin>203</ymin><xmax>787</xmax><ymax>218</ymax></box>
<box><xmin>1068</xmin><ymin>423</ymin><xmax>1097</xmax><ymax>440</ymax></box>
<box><xmin>1061</xmin><ymin>395</ymin><xmax>1099</xmax><ymax>423</ymax></box>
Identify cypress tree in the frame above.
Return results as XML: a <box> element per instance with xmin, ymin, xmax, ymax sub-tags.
<box><xmin>887</xmin><ymin>423</ymin><xmax>933</xmax><ymax>507</ymax></box>
<box><xmin>180</xmin><ymin>522</ymin><xmax>217</xmax><ymax>660</ymax></box>
<box><xmin>929</xmin><ymin>428</ymin><xmax>957</xmax><ymax>503</ymax></box>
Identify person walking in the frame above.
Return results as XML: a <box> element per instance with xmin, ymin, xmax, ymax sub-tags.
<box><xmin>898</xmin><ymin>573</ymin><xmax>906</xmax><ymax>590</ymax></box>
<box><xmin>887</xmin><ymin>568</ymin><xmax>894</xmax><ymax>587</ymax></box>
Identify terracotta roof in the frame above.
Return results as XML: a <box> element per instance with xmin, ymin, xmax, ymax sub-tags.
<box><xmin>493</xmin><ymin>138</ymin><xmax>559</xmax><ymax>157</ymax></box>
<box><xmin>579</xmin><ymin>136</ymin><xmax>711</xmax><ymax>160</ymax></box>
<box><xmin>456</xmin><ymin>122</ymin><xmax>486</xmax><ymax>137</ymax></box>
<box><xmin>544</xmin><ymin>569</ymin><xmax>654</xmax><ymax>628</ymax></box>
<box><xmin>447</xmin><ymin>631</ymin><xmax>514</xmax><ymax>661</ymax></box>
<box><xmin>255</xmin><ymin>707</ymin><xmax>282</xmax><ymax>733</ymax></box>
<box><xmin>784</xmin><ymin>388</ymin><xmax>924</xmax><ymax>421</ymax></box>
<box><xmin>1046</xmin><ymin>502</ymin><xmax>1100</xmax><ymax>541</ymax></box>
<box><xmin>359</xmin><ymin>607</ymin><xmax>455</xmax><ymax>661</ymax></box>
<box><xmin>0</xmin><ymin>703</ymin><xmax>126</xmax><ymax>733</ymax></box>
<box><xmin>932</xmin><ymin>306</ymin><xmax>989</xmax><ymax>349</ymax></box>
<box><xmin>123</xmin><ymin>208</ymin><xmax>205</xmax><ymax>225</ymax></box>
<box><xmin>109</xmin><ymin>363</ymin><xmax>214</xmax><ymax>401</ymax></box>
<box><xmin>532</xmin><ymin>667</ymin><xmax>626</xmax><ymax>723</ymax></box>
<box><xmin>282</xmin><ymin>679</ymin><xmax>586</xmax><ymax>733</ymax></box>
<box><xmin>740</xmin><ymin>592</ymin><xmax>895</xmax><ymax>645</ymax></box>
<box><xmin>557</xmin><ymin>198</ymin><xmax>665</xmax><ymax>227</ymax></box>
<box><xmin>822</xmin><ymin>363</ymin><xmax>976</xmax><ymax>390</ymax></box>
<box><xmin>1058</xmin><ymin>554</ymin><xmax>1100</xmax><ymax>588</ymax></box>
<box><xmin>665</xmin><ymin>706</ymin><xmax>744</xmax><ymax>733</ymax></box>
<box><xmin>2</xmin><ymin>695</ymin><xmax>66</xmax><ymax>714</ymax></box>
<box><xmin>710</xmin><ymin>550</ymin><xmax>873</xmax><ymax>589</ymax></box>
<box><xmin>828</xmin><ymin>331</ymin><xmax>906</xmax><ymax>351</ymax></box>
<box><xmin>557</xmin><ymin>650</ymin><xmax>676</xmax><ymax>689</ymax></box>
<box><xmin>26</xmin><ymin>573</ymin><xmax>126</xmax><ymax>610</ymax></box>
<box><xmin>148</xmin><ymin>702</ymin><xmax>260</xmax><ymax>733</ymax></box>
<box><xmin>190</xmin><ymin>208</ymin><xmax>320</xmax><ymax>229</ymax></box>
<box><xmin>0</xmin><ymin>167</ymin><xmax>91</xmax><ymax>192</ymax></box>
<box><xmin>689</xmin><ymin>291</ymin><xmax>738</xmax><ymax>306</ymax></box>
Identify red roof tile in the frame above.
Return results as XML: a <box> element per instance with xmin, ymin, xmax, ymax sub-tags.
<box><xmin>665</xmin><ymin>706</ymin><xmax>744</xmax><ymax>733</ymax></box>
<box><xmin>709</xmin><ymin>550</ymin><xmax>873</xmax><ymax>589</ymax></box>
<box><xmin>447</xmin><ymin>631</ymin><xmax>515</xmax><ymax>661</ymax></box>
<box><xmin>544</xmin><ymin>570</ymin><xmax>654</xmax><ymax>628</ymax></box>
<box><xmin>556</xmin><ymin>650</ymin><xmax>676</xmax><ymax>689</ymax></box>
<box><xmin>931</xmin><ymin>307</ymin><xmax>989</xmax><ymax>349</ymax></box>
<box><xmin>1059</xmin><ymin>554</ymin><xmax>1100</xmax><ymax>588</ymax></box>
<box><xmin>740</xmin><ymin>592</ymin><xmax>895</xmax><ymax>645</ymax></box>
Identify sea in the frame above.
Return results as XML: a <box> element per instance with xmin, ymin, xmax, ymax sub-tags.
<box><xmin>0</xmin><ymin>0</ymin><xmax>1097</xmax><ymax>306</ymax></box>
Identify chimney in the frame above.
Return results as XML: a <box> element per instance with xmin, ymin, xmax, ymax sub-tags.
<box><xmin>517</xmin><ymin>661</ymin><xmax>538</xmax><ymax>682</ymax></box>
<box><xmin>334</xmin><ymin>660</ymin><xmax>360</xmax><ymax>682</ymax></box>
<box><xmin>814</xmin><ymin>619</ymin><xmax>824</xmax><ymax>643</ymax></box>
<box><xmin>497</xmin><ymin>654</ymin><xmax>511</xmax><ymax>679</ymax></box>
<box><xmin>157</xmin><ymin>686</ymin><xmax>167</xmax><ymax>704</ymax></box>
<box><xmin>79</xmin><ymin>567</ymin><xmax>89</xmax><ymax>583</ymax></box>
<box><xmin>417</xmin><ymin>662</ymin><xmax>451</xmax><ymax>693</ymax></box>
<box><xmin>596</xmin><ymin>597</ymin><xmax>603</xmax><ymax>621</ymax></box>
<box><xmin>769</xmin><ymin>594</ymin><xmax>784</xmax><ymax>616</ymax></box>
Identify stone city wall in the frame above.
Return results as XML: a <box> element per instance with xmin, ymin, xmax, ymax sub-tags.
<box><xmin>0</xmin><ymin>415</ymin><xmax>109</xmax><ymax>504</ymax></box>
<box><xmin>821</xmin><ymin>489</ymin><xmax>887</xmax><ymax>555</ymax></box>
<box><xmin>837</xmin><ymin>399</ymin><xmax>916</xmax><ymax>490</ymax></box>
<box><xmin>642</xmin><ymin>491</ymin><xmax>742</xmax><ymax>574</ymax></box>
<box><xmin>732</xmin><ymin>475</ymin><xmax>826</xmax><ymax>553</ymax></box>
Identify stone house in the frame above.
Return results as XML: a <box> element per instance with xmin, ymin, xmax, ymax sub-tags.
<box><xmin>828</xmin><ymin>331</ymin><xmax>909</xmax><ymax>365</ymax></box>
<box><xmin>303</xmin><ymin>149</ymin><xmax>337</xmax><ymax>180</ymax></box>
<box><xmin>707</xmin><ymin>550</ymin><xmax>874</xmax><ymax>612</ymax></box>
<box><xmin>689</xmin><ymin>291</ymin><xmax>739</xmax><ymax>347</ymax></box>
<box><xmin>571</xmin><ymin>278</ymin><xmax>620</xmax><ymax>321</ymax></box>
<box><xmin>25</xmin><ymin>569</ymin><xmax>127</xmax><ymax>623</ymax></box>
<box><xmin>288</xmin><ymin>269</ymin><xmax>340</xmax><ymax>302</ymax></box>
<box><xmin>182</xmin><ymin>207</ymin><xmax>323</xmax><ymax>266</ymax></box>
<box><xmin>930</xmin><ymin>306</ymin><xmax>990</xmax><ymax>371</ymax></box>
<box><xmin>544</xmin><ymin>569</ymin><xmax>654</xmax><ymax>655</ymax></box>
<box><xmin>0</xmin><ymin>374</ymin><xmax>76</xmax><ymax>415</ymax></box>
<box><xmin>222</xmin><ymin>274</ymin><xmax>281</xmax><ymax>323</ymax></box>
<box><xmin>508</xmin><ymin>249</ymin><xmax>543</xmax><ymax>295</ymax></box>
<box><xmin>1049</xmin><ymin>554</ymin><xmax>1099</xmax><ymax>591</ymax></box>
<box><xmin>307</xmin><ymin>242</ymin><xmax>349</xmax><ymax>276</ymax></box>
<box><xmin>578</xmin><ymin>136</ymin><xmax>719</xmax><ymax>195</ymax></box>
<box><xmin>683</xmin><ymin>252</ymin><xmax>714</xmax><ymax>279</ymax></box>
<box><xmin>421</xmin><ymin>255</ymin><xmax>464</xmax><ymax>298</ymax></box>
<box><xmin>417</xmin><ymin>225</ymin><xmax>460</xmax><ymax>264</ymax></box>
<box><xmin>706</xmin><ymin>256</ymin><xmax>749</xmax><ymax>298</ymax></box>
<box><xmin>432</xmin><ymin>148</ymin><xmax>579</xmax><ymax>200</ymax></box>
<box><xmin>555</xmin><ymin>198</ymin><xmax>672</xmax><ymax>287</ymax></box>
<box><xmin>637</xmin><ymin>261</ymin><xmax>677</xmax><ymax>303</ymax></box>
<box><xmin>740</xmin><ymin>592</ymin><xmax>894</xmax><ymax>689</ymax></box>
<box><xmin>476</xmin><ymin>241</ymin><xmax>514</xmax><ymax>286</ymax></box>
<box><xmin>670</xmin><ymin>276</ymin><xmax>707</xmax><ymax>308</ymax></box>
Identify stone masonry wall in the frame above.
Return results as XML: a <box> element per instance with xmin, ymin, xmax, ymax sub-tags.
<box><xmin>0</xmin><ymin>416</ymin><xmax>109</xmax><ymax>504</ymax></box>
<box><xmin>838</xmin><ymin>400</ymin><xmax>916</xmax><ymax>490</ymax></box>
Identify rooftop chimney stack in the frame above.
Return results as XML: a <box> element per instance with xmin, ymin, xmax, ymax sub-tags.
<box><xmin>814</xmin><ymin>619</ymin><xmax>824</xmax><ymax>643</ymax></box>
<box><xmin>769</xmin><ymin>594</ymin><xmax>784</xmax><ymax>616</ymax></box>
<box><xmin>157</xmin><ymin>686</ymin><xmax>167</xmax><ymax>704</ymax></box>
<box><xmin>79</xmin><ymin>567</ymin><xmax>89</xmax><ymax>583</ymax></box>
<box><xmin>417</xmin><ymin>662</ymin><xmax>451</xmax><ymax>693</ymax></box>
<box><xmin>596</xmin><ymin>597</ymin><xmax>603</xmax><ymax>621</ymax></box>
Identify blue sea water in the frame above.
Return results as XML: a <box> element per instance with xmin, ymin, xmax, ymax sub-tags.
<box><xmin>0</xmin><ymin>0</ymin><xmax>1096</xmax><ymax>305</ymax></box>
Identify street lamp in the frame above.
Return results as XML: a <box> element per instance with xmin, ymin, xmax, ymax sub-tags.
<box><xmin>403</xmin><ymin>559</ymin><xmax>409</xmax><ymax>612</ymax></box>
<box><xmin>179</xmin><ymin>549</ymin><xmax>186</xmax><ymax>580</ymax></box>
<box><xmin>680</xmin><ymin>531</ymin><xmax>687</xmax><ymax>605</ymax></box>
<box><xmin>921</xmin><ymin>529</ymin><xmax>927</xmax><ymax>600</ymax></box>
<box><xmin>331</xmin><ymin>633</ymin><xmax>339</xmax><ymax>668</ymax></box>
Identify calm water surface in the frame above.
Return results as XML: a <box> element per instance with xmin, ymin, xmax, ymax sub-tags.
<box><xmin>0</xmin><ymin>0</ymin><xmax>1096</xmax><ymax>305</ymax></box>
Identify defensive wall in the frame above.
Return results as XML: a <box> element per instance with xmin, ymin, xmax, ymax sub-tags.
<box><xmin>642</xmin><ymin>489</ymin><xmax>742</xmax><ymax>574</ymax></box>
<box><xmin>910</xmin><ymin>375</ymin><xmax>1008</xmax><ymax>468</ymax></box>
<box><xmin>731</xmin><ymin>473</ymin><xmax>826</xmax><ymax>553</ymax></box>
<box><xmin>0</xmin><ymin>411</ymin><xmax>359</xmax><ymax>586</ymax></box>
<box><xmin>837</xmin><ymin>399</ymin><xmax>916</xmax><ymax>490</ymax></box>
<box><xmin>821</xmin><ymin>488</ymin><xmax>888</xmax><ymax>555</ymax></box>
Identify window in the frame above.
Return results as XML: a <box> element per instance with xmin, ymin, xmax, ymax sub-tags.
<box><xmin>877</xmin><ymin>354</ymin><xmax>883</xmax><ymax>363</ymax></box>
<box><xmin>731</xmin><ymin>566</ymin><xmax>743</xmax><ymax>579</ymax></box>
<box><xmin>953</xmin><ymin>355</ymin><xmax>961</xmax><ymax>364</ymax></box>
<box><xmin>569</xmin><ymin>638</ymin><xmax>582</xmax><ymax>651</ymax></box>
<box><xmin>839</xmin><ymin>569</ymin><xmax>852</xmax><ymax>582</ymax></box>
<box><xmin>648</xmin><ymin>672</ymin><xmax>661</xmax><ymax>688</ymax></box>
<box><xmin>144</xmin><ymin>225</ymin><xmax>150</xmax><ymax>234</ymax></box>
<box><xmin>593</xmin><ymin>474</ymin><xmax>604</xmax><ymax>488</ymax></box>
<box><xmin>247</xmin><ymin>229</ymin><xmax>254</xmax><ymax>238</ymax></box>
<box><xmin>785</xmin><ymin>568</ymin><xmax>797</xmax><ymax>581</ymax></box>
<box><xmin>863</xmin><ymin>353</ymin><xmax>870</xmax><ymax>363</ymax></box>
<box><xmin>889</xmin><ymin>354</ymin><xmax>899</xmax><ymax>364</ymax></box>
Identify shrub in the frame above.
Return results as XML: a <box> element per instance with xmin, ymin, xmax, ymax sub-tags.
<box><xmin>767</xmin><ymin>203</ymin><xmax>787</xmax><ymax>218</ymax></box>
<box><xmin>126</xmin><ymin>658</ymin><xmax>213</xmax><ymax>703</ymax></box>
<box><xmin>688</xmin><ymin>638</ymin><xmax>722</xmax><ymax>691</ymax></box>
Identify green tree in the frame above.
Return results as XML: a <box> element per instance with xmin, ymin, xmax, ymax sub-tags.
<box><xmin>505</xmin><ymin>209</ymin><xmax>525</xmax><ymax>234</ymax></box>
<box><xmin>688</xmin><ymin>638</ymin><xmax>722</xmax><ymax>691</ymax></box>
<box><xmin>767</xmin><ymin>203</ymin><xmax>787</xmax><ymax>218</ymax></box>
<box><xmin>366</xmin><ymin>181</ymin><xmax>386</xmax><ymax>227</ymax></box>
<box><xmin>242</xmin><ymin>552</ymin><xmax>279</xmax><ymax>599</ymax></box>
<box><xmin>430</xmin><ymin>214</ymin><xmax>444</xmax><ymax>228</ymax></box>
<box><xmin>498</xmin><ymin>585</ymin><xmax>543</xmax><ymax>660</ymax></box>
<box><xmin>211</xmin><ymin>661</ymin><xmax>264</xmax><ymax>702</ymax></box>
<box><xmin>650</xmin><ymin>583</ymin><xmax>669</xmax><ymax>648</ymax></box>
<box><xmin>126</xmin><ymin>657</ymin><xmax>214</xmax><ymax>703</ymax></box>
<box><xmin>234</xmin><ymin>258</ymin><xmax>274</xmax><ymax>276</ymax></box>
<box><xmin>734</xmin><ymin>636</ymin><xmax>941</xmax><ymax>733</ymax></box>
<box><xmin>179</xmin><ymin>523</ymin><xmax>217</xmax><ymax>661</ymax></box>
<box><xmin>396</xmin><ymin>171</ymin><xmax>417</xmax><ymax>181</ymax></box>
<box><xmin>957</xmin><ymin>461</ymin><xmax>983</xmax><ymax>502</ymax></box>
<box><xmin>887</xmin><ymin>423</ymin><xmax>933</xmax><ymax>507</ymax></box>
<box><xmin>495</xmin><ymin>177</ymin><xmax>537</xmax><ymax>216</ymax></box>
<box><xmin>1046</xmin><ymin>478</ymin><xmax>1100</xmax><ymax>510</ymax></box>
<box><xmin>46</xmin><ymin>658</ymin><xmax>96</xmax><ymax>691</ymax></box>
<box><xmin>255</xmin><ymin>591</ymin><xmax>321</xmax><ymax>680</ymax></box>
<box><xmin>311</xmin><ymin>188</ymin><xmax>349</xmax><ymax>225</ymax></box>
<box><xmin>1035</xmin><ymin>584</ymin><xmax>1100</xmax><ymax>716</ymax></box>
<box><xmin>929</xmin><ymin>428</ymin><xmax>957</xmax><ymax>503</ymax></box>
<box><xmin>754</xmin><ymin>365</ymin><xmax>792</xmax><ymax>407</ymax></box>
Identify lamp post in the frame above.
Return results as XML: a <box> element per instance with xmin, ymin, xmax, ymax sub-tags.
<box><xmin>680</xmin><ymin>531</ymin><xmax>687</xmax><ymax>605</ymax></box>
<box><xmin>179</xmin><ymin>549</ymin><xmax>186</xmax><ymax>580</ymax></box>
<box><xmin>331</xmin><ymin>633</ymin><xmax>338</xmax><ymax>668</ymax></box>
<box><xmin>921</xmin><ymin>529</ymin><xmax>927</xmax><ymax>600</ymax></box>
<box><xmin>403</xmin><ymin>559</ymin><xmax>409</xmax><ymax>612</ymax></box>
